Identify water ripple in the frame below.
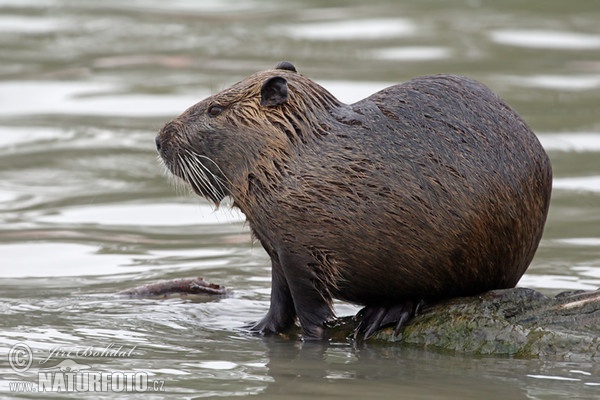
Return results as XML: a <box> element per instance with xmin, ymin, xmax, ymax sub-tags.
<box><xmin>538</xmin><ymin>133</ymin><xmax>600</xmax><ymax>152</ymax></box>
<box><xmin>490</xmin><ymin>29</ymin><xmax>600</xmax><ymax>50</ymax></box>
<box><xmin>371</xmin><ymin>46</ymin><xmax>451</xmax><ymax>61</ymax></box>
<box><xmin>279</xmin><ymin>18</ymin><xmax>415</xmax><ymax>41</ymax></box>
<box><xmin>553</xmin><ymin>176</ymin><xmax>600</xmax><ymax>193</ymax></box>
<box><xmin>499</xmin><ymin>75</ymin><xmax>600</xmax><ymax>91</ymax></box>
<box><xmin>0</xmin><ymin>81</ymin><xmax>207</xmax><ymax>117</ymax></box>
<box><xmin>36</xmin><ymin>202</ymin><xmax>245</xmax><ymax>226</ymax></box>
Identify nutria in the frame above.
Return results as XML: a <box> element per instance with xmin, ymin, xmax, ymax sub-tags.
<box><xmin>155</xmin><ymin>62</ymin><xmax>552</xmax><ymax>340</ymax></box>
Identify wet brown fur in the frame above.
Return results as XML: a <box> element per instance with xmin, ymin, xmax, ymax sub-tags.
<box><xmin>156</xmin><ymin>63</ymin><xmax>552</xmax><ymax>339</ymax></box>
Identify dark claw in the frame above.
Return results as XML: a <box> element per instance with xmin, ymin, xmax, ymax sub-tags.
<box><xmin>355</xmin><ymin>300</ymin><xmax>424</xmax><ymax>340</ymax></box>
<box><xmin>392</xmin><ymin>299</ymin><xmax>426</xmax><ymax>336</ymax></box>
<box><xmin>357</xmin><ymin>306</ymin><xmax>387</xmax><ymax>339</ymax></box>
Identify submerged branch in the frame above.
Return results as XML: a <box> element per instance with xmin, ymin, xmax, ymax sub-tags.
<box><xmin>117</xmin><ymin>277</ymin><xmax>228</xmax><ymax>298</ymax></box>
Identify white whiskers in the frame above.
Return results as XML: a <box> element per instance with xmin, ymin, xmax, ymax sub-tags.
<box><xmin>170</xmin><ymin>150</ymin><xmax>229</xmax><ymax>204</ymax></box>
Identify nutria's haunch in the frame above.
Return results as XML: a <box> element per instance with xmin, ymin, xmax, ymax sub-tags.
<box><xmin>155</xmin><ymin>62</ymin><xmax>552</xmax><ymax>340</ymax></box>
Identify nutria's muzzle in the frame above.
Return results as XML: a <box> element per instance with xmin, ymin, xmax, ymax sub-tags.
<box><xmin>155</xmin><ymin>121</ymin><xmax>228</xmax><ymax>205</ymax></box>
<box><xmin>155</xmin><ymin>120</ymin><xmax>184</xmax><ymax>163</ymax></box>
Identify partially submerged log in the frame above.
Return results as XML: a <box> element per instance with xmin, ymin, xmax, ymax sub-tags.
<box><xmin>331</xmin><ymin>288</ymin><xmax>600</xmax><ymax>360</ymax></box>
<box><xmin>117</xmin><ymin>277</ymin><xmax>228</xmax><ymax>299</ymax></box>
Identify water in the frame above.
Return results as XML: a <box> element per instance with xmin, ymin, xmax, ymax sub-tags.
<box><xmin>1</xmin><ymin>0</ymin><xmax>599</xmax><ymax>398</ymax></box>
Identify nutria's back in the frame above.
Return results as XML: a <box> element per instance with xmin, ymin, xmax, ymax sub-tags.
<box><xmin>156</xmin><ymin>63</ymin><xmax>552</xmax><ymax>339</ymax></box>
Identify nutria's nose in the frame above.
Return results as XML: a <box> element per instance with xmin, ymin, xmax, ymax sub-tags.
<box><xmin>156</xmin><ymin>121</ymin><xmax>181</xmax><ymax>156</ymax></box>
<box><xmin>155</xmin><ymin>133</ymin><xmax>170</xmax><ymax>156</ymax></box>
<box><xmin>155</xmin><ymin>135</ymin><xmax>162</xmax><ymax>152</ymax></box>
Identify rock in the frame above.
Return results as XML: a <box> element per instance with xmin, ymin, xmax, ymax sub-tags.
<box><xmin>330</xmin><ymin>288</ymin><xmax>600</xmax><ymax>360</ymax></box>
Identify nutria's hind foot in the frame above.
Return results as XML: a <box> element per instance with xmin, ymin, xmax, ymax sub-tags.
<box><xmin>355</xmin><ymin>300</ymin><xmax>425</xmax><ymax>340</ymax></box>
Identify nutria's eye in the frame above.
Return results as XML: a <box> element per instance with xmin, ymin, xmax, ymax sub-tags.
<box><xmin>208</xmin><ymin>105</ymin><xmax>224</xmax><ymax>117</ymax></box>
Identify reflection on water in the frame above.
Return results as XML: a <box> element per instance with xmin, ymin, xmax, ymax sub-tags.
<box><xmin>0</xmin><ymin>81</ymin><xmax>207</xmax><ymax>117</ymax></box>
<box><xmin>0</xmin><ymin>0</ymin><xmax>599</xmax><ymax>398</ymax></box>
<box><xmin>500</xmin><ymin>74</ymin><xmax>600</xmax><ymax>91</ymax></box>
<box><xmin>539</xmin><ymin>133</ymin><xmax>600</xmax><ymax>152</ymax></box>
<box><xmin>372</xmin><ymin>46</ymin><xmax>452</xmax><ymax>62</ymax></box>
<box><xmin>489</xmin><ymin>29</ymin><xmax>600</xmax><ymax>50</ymax></box>
<box><xmin>280</xmin><ymin>18</ymin><xmax>416</xmax><ymax>40</ymax></box>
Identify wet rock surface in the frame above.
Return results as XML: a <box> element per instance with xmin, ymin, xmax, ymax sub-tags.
<box><xmin>334</xmin><ymin>288</ymin><xmax>600</xmax><ymax>360</ymax></box>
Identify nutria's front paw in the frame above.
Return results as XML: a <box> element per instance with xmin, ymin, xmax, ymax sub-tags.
<box><xmin>247</xmin><ymin>318</ymin><xmax>279</xmax><ymax>335</ymax></box>
<box><xmin>247</xmin><ymin>312</ymin><xmax>295</xmax><ymax>336</ymax></box>
<box><xmin>354</xmin><ymin>300</ymin><xmax>425</xmax><ymax>340</ymax></box>
<box><xmin>298</xmin><ymin>323</ymin><xmax>328</xmax><ymax>341</ymax></box>
<box><xmin>247</xmin><ymin>314</ymin><xmax>329</xmax><ymax>341</ymax></box>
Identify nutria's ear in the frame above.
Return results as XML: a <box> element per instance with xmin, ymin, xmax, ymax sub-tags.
<box><xmin>261</xmin><ymin>76</ymin><xmax>288</xmax><ymax>107</ymax></box>
<box><xmin>275</xmin><ymin>61</ymin><xmax>297</xmax><ymax>72</ymax></box>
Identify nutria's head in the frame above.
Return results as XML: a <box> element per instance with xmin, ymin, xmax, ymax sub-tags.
<box><xmin>156</xmin><ymin>62</ymin><xmax>340</xmax><ymax>208</ymax></box>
